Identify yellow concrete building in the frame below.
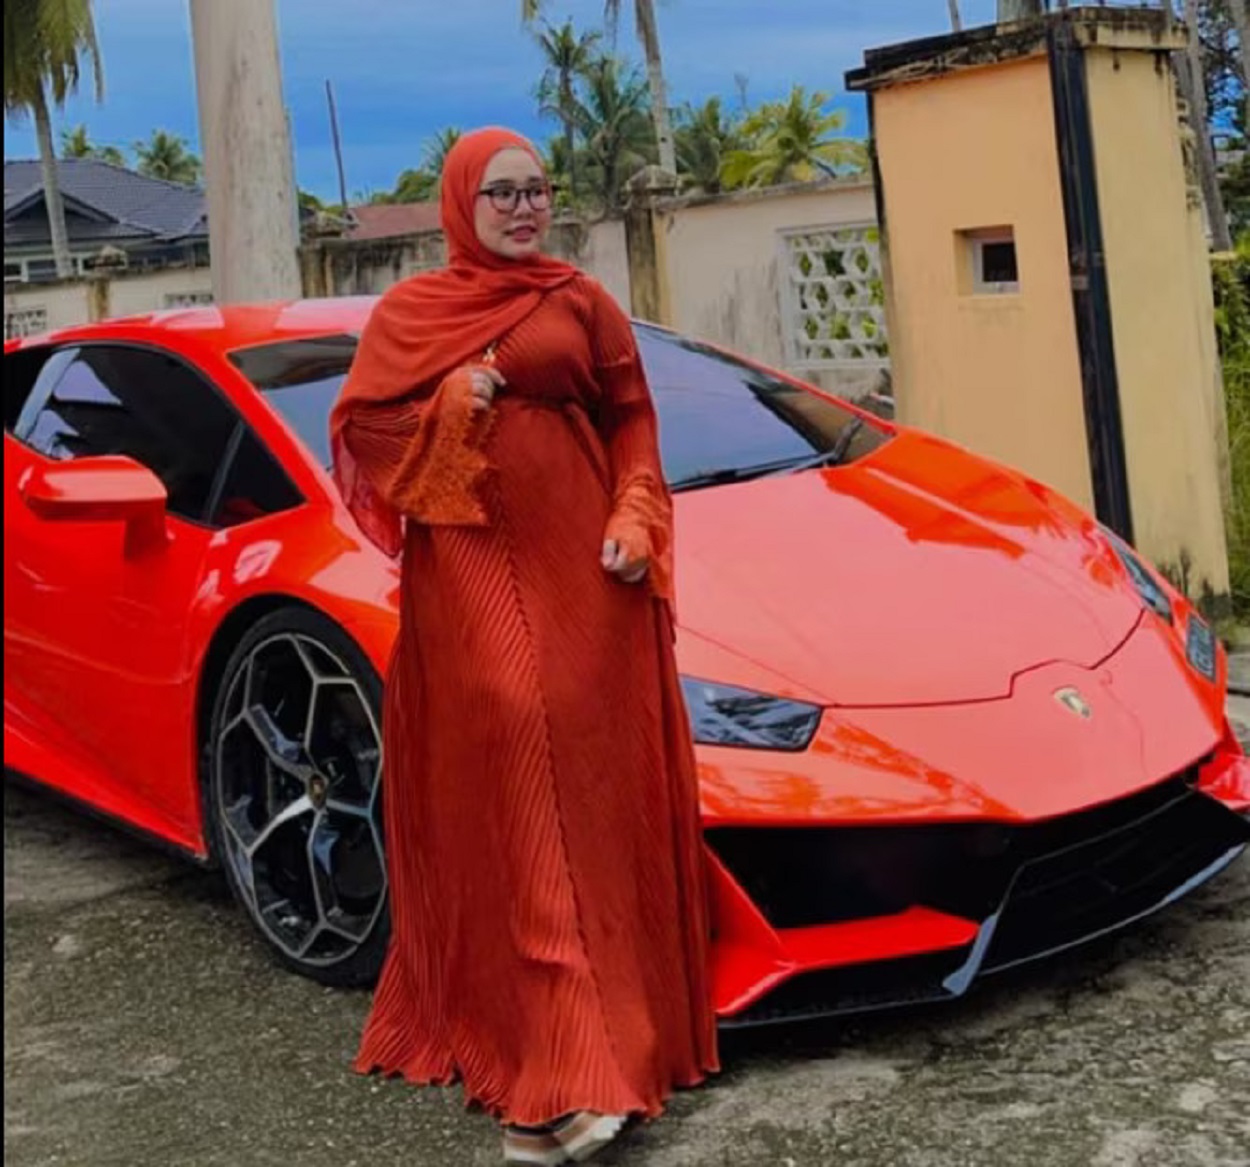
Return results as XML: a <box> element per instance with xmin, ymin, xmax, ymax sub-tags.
<box><xmin>848</xmin><ymin>8</ymin><xmax>1230</xmax><ymax>613</ymax></box>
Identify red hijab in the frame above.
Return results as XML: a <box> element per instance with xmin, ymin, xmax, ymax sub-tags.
<box><xmin>330</xmin><ymin>127</ymin><xmax>579</xmax><ymax>553</ymax></box>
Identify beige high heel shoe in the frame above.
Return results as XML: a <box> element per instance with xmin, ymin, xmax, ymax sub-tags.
<box><xmin>549</xmin><ymin>1112</ymin><xmax>629</xmax><ymax>1162</ymax></box>
<box><xmin>502</xmin><ymin>1123</ymin><xmax>570</xmax><ymax>1166</ymax></box>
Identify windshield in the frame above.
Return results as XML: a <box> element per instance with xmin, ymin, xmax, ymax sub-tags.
<box><xmin>230</xmin><ymin>326</ymin><xmax>890</xmax><ymax>488</ymax></box>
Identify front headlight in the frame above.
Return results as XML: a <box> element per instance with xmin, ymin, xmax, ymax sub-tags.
<box><xmin>1105</xmin><ymin>533</ymin><xmax>1173</xmax><ymax>623</ymax></box>
<box><xmin>680</xmin><ymin>677</ymin><xmax>822</xmax><ymax>751</ymax></box>
<box><xmin>1185</xmin><ymin>614</ymin><xmax>1217</xmax><ymax>682</ymax></box>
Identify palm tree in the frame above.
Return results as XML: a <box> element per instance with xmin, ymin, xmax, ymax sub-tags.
<box><xmin>523</xmin><ymin>0</ymin><xmax>677</xmax><ymax>175</ymax></box>
<box><xmin>4</xmin><ymin>0</ymin><xmax>103</xmax><ymax>278</ymax></box>
<box><xmin>540</xmin><ymin>135</ymin><xmax>577</xmax><ymax>212</ymax></box>
<box><xmin>133</xmin><ymin>130</ymin><xmax>202</xmax><ymax>185</ymax></box>
<box><xmin>570</xmin><ymin>55</ymin><xmax>654</xmax><ymax>213</ymax></box>
<box><xmin>61</xmin><ymin>122</ymin><xmax>92</xmax><ymax>157</ymax></box>
<box><xmin>674</xmin><ymin>97</ymin><xmax>744</xmax><ymax>194</ymax></box>
<box><xmin>61</xmin><ymin>122</ymin><xmax>124</xmax><ymax>165</ymax></box>
<box><xmin>423</xmin><ymin>127</ymin><xmax>462</xmax><ymax>185</ymax></box>
<box><xmin>393</xmin><ymin>167</ymin><xmax>439</xmax><ymax>203</ymax></box>
<box><xmin>721</xmin><ymin>87</ymin><xmax>867</xmax><ymax>190</ymax></box>
<box><xmin>533</xmin><ymin>19</ymin><xmax>601</xmax><ymax>201</ymax></box>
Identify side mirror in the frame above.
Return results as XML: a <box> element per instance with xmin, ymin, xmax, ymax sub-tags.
<box><xmin>19</xmin><ymin>455</ymin><xmax>169</xmax><ymax>556</ymax></box>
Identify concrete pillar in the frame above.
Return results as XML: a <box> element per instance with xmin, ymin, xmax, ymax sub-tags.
<box><xmin>189</xmin><ymin>0</ymin><xmax>300</xmax><ymax>304</ymax></box>
<box><xmin>623</xmin><ymin>165</ymin><xmax>679</xmax><ymax>326</ymax></box>
<box><xmin>85</xmin><ymin>275</ymin><xmax>110</xmax><ymax>322</ymax></box>
<box><xmin>847</xmin><ymin>8</ymin><xmax>1231</xmax><ymax>615</ymax></box>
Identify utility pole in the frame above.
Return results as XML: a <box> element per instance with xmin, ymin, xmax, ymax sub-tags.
<box><xmin>189</xmin><ymin>0</ymin><xmax>301</xmax><ymax>304</ymax></box>
<box><xmin>326</xmin><ymin>81</ymin><xmax>350</xmax><ymax>214</ymax></box>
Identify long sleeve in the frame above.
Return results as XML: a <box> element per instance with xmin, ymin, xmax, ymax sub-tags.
<box><xmin>588</xmin><ymin>283</ymin><xmax>676</xmax><ymax>606</ymax></box>
<box><xmin>334</xmin><ymin>332</ymin><xmax>495</xmax><ymax>558</ymax></box>
<box><xmin>340</xmin><ymin>369</ymin><xmax>494</xmax><ymax>524</ymax></box>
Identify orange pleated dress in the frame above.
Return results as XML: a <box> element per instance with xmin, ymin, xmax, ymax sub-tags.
<box><xmin>340</xmin><ymin>272</ymin><xmax>719</xmax><ymax>1125</ymax></box>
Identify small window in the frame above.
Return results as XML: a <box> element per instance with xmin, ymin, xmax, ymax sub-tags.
<box><xmin>957</xmin><ymin>226</ymin><xmax>1020</xmax><ymax>295</ymax></box>
<box><xmin>5</xmin><ymin>306</ymin><xmax>48</xmax><ymax>340</ymax></box>
<box><xmin>4</xmin><ymin>262</ymin><xmax>22</xmax><ymax>282</ymax></box>
<box><xmin>164</xmin><ymin>291</ymin><xmax>214</xmax><ymax>309</ymax></box>
<box><xmin>25</xmin><ymin>259</ymin><xmax>58</xmax><ymax>284</ymax></box>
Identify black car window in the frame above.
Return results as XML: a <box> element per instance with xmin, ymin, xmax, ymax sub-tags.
<box><xmin>15</xmin><ymin>343</ymin><xmax>299</xmax><ymax>527</ymax></box>
<box><xmin>229</xmin><ymin>328</ymin><xmax>891</xmax><ymax>490</ymax></box>
<box><xmin>229</xmin><ymin>335</ymin><xmax>356</xmax><ymax>469</ymax></box>
<box><xmin>211</xmin><ymin>426</ymin><xmax>302</xmax><ymax>528</ymax></box>
<box><xmin>4</xmin><ymin>345</ymin><xmax>73</xmax><ymax>434</ymax></box>
<box><xmin>634</xmin><ymin>325</ymin><xmax>890</xmax><ymax>489</ymax></box>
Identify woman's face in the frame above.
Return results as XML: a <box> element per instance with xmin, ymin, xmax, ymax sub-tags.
<box><xmin>473</xmin><ymin>148</ymin><xmax>553</xmax><ymax>261</ymax></box>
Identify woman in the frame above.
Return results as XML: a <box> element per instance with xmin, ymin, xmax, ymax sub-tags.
<box><xmin>330</xmin><ymin>127</ymin><xmax>719</xmax><ymax>1164</ymax></box>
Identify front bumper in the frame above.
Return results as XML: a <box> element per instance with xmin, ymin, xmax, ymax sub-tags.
<box><xmin>708</xmin><ymin>739</ymin><xmax>1250</xmax><ymax>1027</ymax></box>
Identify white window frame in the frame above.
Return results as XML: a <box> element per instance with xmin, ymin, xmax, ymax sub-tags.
<box><xmin>963</xmin><ymin>227</ymin><xmax>1020</xmax><ymax>295</ymax></box>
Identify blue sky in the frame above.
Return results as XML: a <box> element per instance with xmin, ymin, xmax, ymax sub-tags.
<box><xmin>4</xmin><ymin>1</ymin><xmax>1002</xmax><ymax>202</ymax></box>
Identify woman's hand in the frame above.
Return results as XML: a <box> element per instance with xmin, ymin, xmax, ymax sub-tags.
<box><xmin>601</xmin><ymin>538</ymin><xmax>649</xmax><ymax>584</ymax></box>
<box><xmin>467</xmin><ymin>365</ymin><xmax>506</xmax><ymax>412</ymax></box>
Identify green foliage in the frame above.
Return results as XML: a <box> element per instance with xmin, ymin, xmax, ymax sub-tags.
<box><xmin>422</xmin><ymin>127</ymin><xmax>462</xmax><ymax>180</ymax></box>
<box><xmin>533</xmin><ymin>19</ymin><xmax>602</xmax><ymax>202</ymax></box>
<box><xmin>673</xmin><ymin>96</ymin><xmax>744</xmax><ymax>194</ymax></box>
<box><xmin>720</xmin><ymin>86</ymin><xmax>867</xmax><ymax>190</ymax></box>
<box><xmin>60</xmin><ymin>122</ymin><xmax>123</xmax><ymax>165</ymax></box>
<box><xmin>369</xmin><ymin>167</ymin><xmax>438</xmax><ymax>205</ymax></box>
<box><xmin>569</xmin><ymin>54</ymin><xmax>654</xmax><ymax>213</ymax></box>
<box><xmin>5</xmin><ymin>0</ymin><xmax>103</xmax><ymax>275</ymax></box>
<box><xmin>1196</xmin><ymin>0</ymin><xmax>1246</xmax><ymax>138</ymax></box>
<box><xmin>1214</xmin><ymin>246</ymin><xmax>1250</xmax><ymax>614</ymax></box>
<box><xmin>133</xmin><ymin>129</ymin><xmax>201</xmax><ymax>185</ymax></box>
<box><xmin>3</xmin><ymin>0</ymin><xmax>102</xmax><ymax>118</ymax></box>
<box><xmin>1222</xmin><ymin>151</ymin><xmax>1250</xmax><ymax>239</ymax></box>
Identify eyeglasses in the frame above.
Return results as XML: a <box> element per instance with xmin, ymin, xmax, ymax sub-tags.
<box><xmin>477</xmin><ymin>181</ymin><xmax>553</xmax><ymax>214</ymax></box>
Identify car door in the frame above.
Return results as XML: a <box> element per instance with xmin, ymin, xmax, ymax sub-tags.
<box><xmin>4</xmin><ymin>340</ymin><xmax>294</xmax><ymax>847</ymax></box>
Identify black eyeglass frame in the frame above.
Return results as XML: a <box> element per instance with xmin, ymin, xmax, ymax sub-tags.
<box><xmin>476</xmin><ymin>182</ymin><xmax>555</xmax><ymax>213</ymax></box>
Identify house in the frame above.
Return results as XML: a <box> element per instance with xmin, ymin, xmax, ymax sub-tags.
<box><xmin>4</xmin><ymin>158</ymin><xmax>209</xmax><ymax>285</ymax></box>
<box><xmin>342</xmin><ymin>202</ymin><xmax>440</xmax><ymax>241</ymax></box>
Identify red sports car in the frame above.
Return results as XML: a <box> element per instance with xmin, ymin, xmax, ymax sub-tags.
<box><xmin>4</xmin><ymin>299</ymin><xmax>1247</xmax><ymax>1025</ymax></box>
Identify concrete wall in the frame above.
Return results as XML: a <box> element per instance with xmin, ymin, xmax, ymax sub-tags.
<box><xmin>3</xmin><ymin>266</ymin><xmax>214</xmax><ymax>337</ymax></box>
<box><xmin>5</xmin><ymin>279</ymin><xmax>93</xmax><ymax>336</ymax></box>
<box><xmin>1084</xmin><ymin>44</ymin><xmax>1230</xmax><ymax>606</ymax></box>
<box><xmin>872</xmin><ymin>55</ymin><xmax>1095</xmax><ymax>510</ymax></box>
<box><xmin>301</xmin><ymin>218</ymin><xmax>632</xmax><ymax>312</ymax></box>
<box><xmin>105</xmin><ymin>267</ymin><xmax>214</xmax><ymax>317</ymax></box>
<box><xmin>654</xmin><ymin>180</ymin><xmax>883</xmax><ymax>397</ymax></box>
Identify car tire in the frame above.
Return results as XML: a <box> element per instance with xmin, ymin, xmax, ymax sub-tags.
<box><xmin>205</xmin><ymin>606</ymin><xmax>389</xmax><ymax>987</ymax></box>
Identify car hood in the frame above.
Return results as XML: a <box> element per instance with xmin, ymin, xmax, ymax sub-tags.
<box><xmin>673</xmin><ymin>429</ymin><xmax>1144</xmax><ymax>707</ymax></box>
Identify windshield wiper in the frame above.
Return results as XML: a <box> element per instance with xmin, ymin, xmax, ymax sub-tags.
<box><xmin>765</xmin><ymin>418</ymin><xmax>866</xmax><ymax>477</ymax></box>
<box><xmin>669</xmin><ymin>459</ymin><xmax>795</xmax><ymax>492</ymax></box>
<box><xmin>670</xmin><ymin>419</ymin><xmax>868</xmax><ymax>493</ymax></box>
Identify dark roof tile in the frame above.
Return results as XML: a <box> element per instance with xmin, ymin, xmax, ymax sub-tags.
<box><xmin>3</xmin><ymin>159</ymin><xmax>208</xmax><ymax>244</ymax></box>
